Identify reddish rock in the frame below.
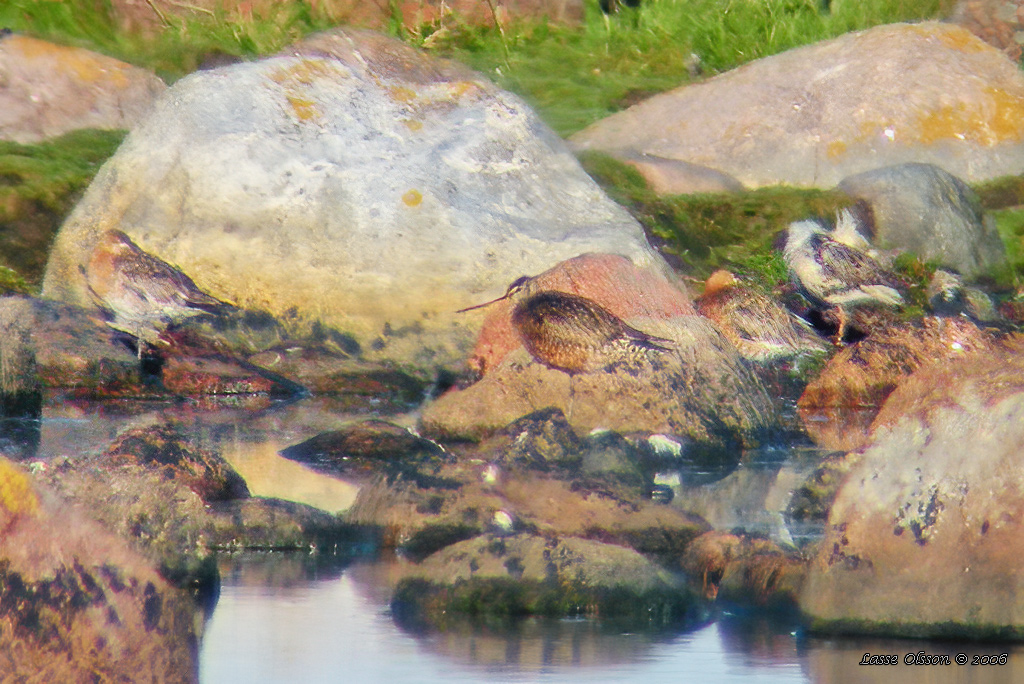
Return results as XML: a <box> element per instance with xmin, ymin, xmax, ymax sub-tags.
<box><xmin>0</xmin><ymin>457</ymin><xmax>198</xmax><ymax>681</ymax></box>
<box><xmin>0</xmin><ymin>34</ymin><xmax>165</xmax><ymax>143</ymax></box>
<box><xmin>801</xmin><ymin>335</ymin><xmax>1024</xmax><ymax>638</ymax></box>
<box><xmin>104</xmin><ymin>423</ymin><xmax>250</xmax><ymax>503</ymax></box>
<box><xmin>797</xmin><ymin>317</ymin><xmax>996</xmax><ymax>415</ymax></box>
<box><xmin>951</xmin><ymin>0</ymin><xmax>1024</xmax><ymax>62</ymax></box>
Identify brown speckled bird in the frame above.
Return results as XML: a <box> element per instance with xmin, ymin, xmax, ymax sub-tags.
<box><xmin>781</xmin><ymin>211</ymin><xmax>904</xmax><ymax>344</ymax></box>
<box><xmin>458</xmin><ymin>276</ymin><xmax>674</xmax><ymax>375</ymax></box>
<box><xmin>84</xmin><ymin>229</ymin><xmax>232</xmax><ymax>352</ymax></box>
<box><xmin>695</xmin><ymin>270</ymin><xmax>826</xmax><ymax>363</ymax></box>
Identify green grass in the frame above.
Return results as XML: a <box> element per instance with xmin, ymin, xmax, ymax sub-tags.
<box><xmin>408</xmin><ymin>0</ymin><xmax>952</xmax><ymax>135</ymax></box>
<box><xmin>0</xmin><ymin>129</ymin><xmax>126</xmax><ymax>288</ymax></box>
<box><xmin>2</xmin><ymin>0</ymin><xmax>951</xmax><ymax>135</ymax></box>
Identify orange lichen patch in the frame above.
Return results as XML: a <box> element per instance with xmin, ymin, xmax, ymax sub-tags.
<box><xmin>0</xmin><ymin>459</ymin><xmax>39</xmax><ymax>520</ymax></box>
<box><xmin>402</xmin><ymin>189</ymin><xmax>423</xmax><ymax>207</ymax></box>
<box><xmin>826</xmin><ymin>140</ymin><xmax>847</xmax><ymax>159</ymax></box>
<box><xmin>402</xmin><ymin>119</ymin><xmax>424</xmax><ymax>132</ymax></box>
<box><xmin>913</xmin><ymin>88</ymin><xmax>1024</xmax><ymax>146</ymax></box>
<box><xmin>8</xmin><ymin>35</ymin><xmax>131</xmax><ymax>88</ymax></box>
<box><xmin>268</xmin><ymin>58</ymin><xmax>343</xmax><ymax>86</ymax></box>
<box><xmin>906</xmin><ymin>23</ymin><xmax>993</xmax><ymax>55</ymax></box>
<box><xmin>388</xmin><ymin>85</ymin><xmax>418</xmax><ymax>105</ymax></box>
<box><xmin>464</xmin><ymin>253</ymin><xmax>695</xmax><ymax>376</ymax></box>
<box><xmin>287</xmin><ymin>95</ymin><xmax>319</xmax><ymax>121</ymax></box>
<box><xmin>448</xmin><ymin>80</ymin><xmax>484</xmax><ymax>101</ymax></box>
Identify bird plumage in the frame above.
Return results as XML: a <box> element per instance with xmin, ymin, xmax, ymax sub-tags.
<box><xmin>782</xmin><ymin>213</ymin><xmax>903</xmax><ymax>342</ymax></box>
<box><xmin>85</xmin><ymin>229</ymin><xmax>231</xmax><ymax>348</ymax></box>
<box><xmin>695</xmin><ymin>270</ymin><xmax>825</xmax><ymax>363</ymax></box>
<box><xmin>458</xmin><ymin>277</ymin><xmax>674</xmax><ymax>375</ymax></box>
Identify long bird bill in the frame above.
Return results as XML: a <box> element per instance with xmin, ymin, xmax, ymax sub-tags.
<box><xmin>456</xmin><ymin>275</ymin><xmax>532</xmax><ymax>313</ymax></box>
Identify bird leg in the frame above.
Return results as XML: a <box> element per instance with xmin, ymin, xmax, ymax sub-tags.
<box><xmin>566</xmin><ymin>374</ymin><xmax>576</xmax><ymax>424</ymax></box>
<box><xmin>831</xmin><ymin>306</ymin><xmax>847</xmax><ymax>346</ymax></box>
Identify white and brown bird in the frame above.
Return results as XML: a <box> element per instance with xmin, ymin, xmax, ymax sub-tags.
<box><xmin>84</xmin><ymin>229</ymin><xmax>233</xmax><ymax>352</ymax></box>
<box><xmin>781</xmin><ymin>211</ymin><xmax>904</xmax><ymax>343</ymax></box>
<box><xmin>695</xmin><ymin>270</ymin><xmax>826</xmax><ymax>363</ymax></box>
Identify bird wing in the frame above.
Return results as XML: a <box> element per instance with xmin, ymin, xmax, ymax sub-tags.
<box><xmin>817</xmin><ymin>240</ymin><xmax>899</xmax><ymax>292</ymax></box>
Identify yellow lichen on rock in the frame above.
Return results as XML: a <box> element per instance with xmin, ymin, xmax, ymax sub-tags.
<box><xmin>0</xmin><ymin>459</ymin><xmax>39</xmax><ymax>520</ymax></box>
<box><xmin>9</xmin><ymin>34</ymin><xmax>131</xmax><ymax>88</ymax></box>
<box><xmin>402</xmin><ymin>189</ymin><xmax>423</xmax><ymax>207</ymax></box>
<box><xmin>914</xmin><ymin>88</ymin><xmax>1024</xmax><ymax>146</ymax></box>
<box><xmin>269</xmin><ymin>59</ymin><xmax>348</xmax><ymax>123</ymax></box>
<box><xmin>826</xmin><ymin>140</ymin><xmax>847</xmax><ymax>159</ymax></box>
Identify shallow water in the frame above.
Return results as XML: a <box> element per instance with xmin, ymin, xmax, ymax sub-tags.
<box><xmin>6</xmin><ymin>396</ymin><xmax>1024</xmax><ymax>683</ymax></box>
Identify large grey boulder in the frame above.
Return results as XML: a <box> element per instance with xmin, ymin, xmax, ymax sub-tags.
<box><xmin>838</xmin><ymin>163</ymin><xmax>1006</xmax><ymax>278</ymax></box>
<box><xmin>570</xmin><ymin>22</ymin><xmax>1024</xmax><ymax>191</ymax></box>
<box><xmin>42</xmin><ymin>29</ymin><xmax>667</xmax><ymax>371</ymax></box>
<box><xmin>801</xmin><ymin>336</ymin><xmax>1024</xmax><ymax>639</ymax></box>
<box><xmin>0</xmin><ymin>34</ymin><xmax>165</xmax><ymax>143</ymax></box>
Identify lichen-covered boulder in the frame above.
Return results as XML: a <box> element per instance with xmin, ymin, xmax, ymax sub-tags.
<box><xmin>0</xmin><ymin>457</ymin><xmax>199</xmax><ymax>681</ymax></box>
<box><xmin>801</xmin><ymin>335</ymin><xmax>1024</xmax><ymax>639</ymax></box>
<box><xmin>42</xmin><ymin>28</ymin><xmax>666</xmax><ymax>371</ymax></box>
<box><xmin>570</xmin><ymin>22</ymin><xmax>1024</xmax><ymax>191</ymax></box>
<box><xmin>392</xmin><ymin>534</ymin><xmax>699</xmax><ymax>625</ymax></box>
<box><xmin>0</xmin><ymin>34</ymin><xmax>165</xmax><ymax>143</ymax></box>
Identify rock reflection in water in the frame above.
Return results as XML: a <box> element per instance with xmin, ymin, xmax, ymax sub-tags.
<box><xmin>203</xmin><ymin>553</ymin><xmax>815</xmax><ymax>684</ymax></box>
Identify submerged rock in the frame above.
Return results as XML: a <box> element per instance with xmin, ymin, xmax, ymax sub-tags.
<box><xmin>838</xmin><ymin>163</ymin><xmax>1005</xmax><ymax>278</ymax></box>
<box><xmin>0</xmin><ymin>34</ymin><xmax>165</xmax><ymax>143</ymax></box>
<box><xmin>801</xmin><ymin>335</ymin><xmax>1024</xmax><ymax>639</ymax></box>
<box><xmin>42</xmin><ymin>28</ymin><xmax>665</xmax><ymax>371</ymax></box>
<box><xmin>570</xmin><ymin>22</ymin><xmax>1024</xmax><ymax>190</ymax></box>
<box><xmin>392</xmin><ymin>534</ymin><xmax>699</xmax><ymax>625</ymax></box>
<box><xmin>279</xmin><ymin>419</ymin><xmax>448</xmax><ymax>482</ymax></box>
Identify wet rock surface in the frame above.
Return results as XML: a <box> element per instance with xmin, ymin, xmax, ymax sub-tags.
<box><xmin>801</xmin><ymin>336</ymin><xmax>1024</xmax><ymax>638</ymax></box>
<box><xmin>0</xmin><ymin>456</ymin><xmax>198</xmax><ymax>682</ymax></box>
<box><xmin>570</xmin><ymin>22</ymin><xmax>1024</xmax><ymax>190</ymax></box>
<box><xmin>392</xmin><ymin>533</ymin><xmax>700</xmax><ymax>626</ymax></box>
<box><xmin>797</xmin><ymin>317</ymin><xmax>997</xmax><ymax>421</ymax></box>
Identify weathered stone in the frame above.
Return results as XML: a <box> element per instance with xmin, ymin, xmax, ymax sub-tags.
<box><xmin>838</xmin><ymin>163</ymin><xmax>1006</xmax><ymax>278</ymax></box>
<box><xmin>422</xmin><ymin>254</ymin><xmax>772</xmax><ymax>445</ymax></box>
<box><xmin>392</xmin><ymin>534</ymin><xmax>698</xmax><ymax>624</ymax></box>
<box><xmin>0</xmin><ymin>457</ymin><xmax>198</xmax><ymax>681</ymax></box>
<box><xmin>0</xmin><ymin>295</ymin><xmax>146</xmax><ymax>397</ymax></box>
<box><xmin>345</xmin><ymin>462</ymin><xmax>709</xmax><ymax>561</ymax></box>
<box><xmin>797</xmin><ymin>317</ymin><xmax>996</xmax><ymax>425</ymax></box>
<box><xmin>952</xmin><ymin>0</ymin><xmax>1024</xmax><ymax>61</ymax></box>
<box><xmin>207</xmin><ymin>497</ymin><xmax>366</xmax><ymax>552</ymax></box>
<box><xmin>279</xmin><ymin>419</ymin><xmax>448</xmax><ymax>481</ymax></box>
<box><xmin>570</xmin><ymin>22</ymin><xmax>1024</xmax><ymax>190</ymax></box>
<box><xmin>104</xmin><ymin>423</ymin><xmax>250</xmax><ymax>503</ymax></box>
<box><xmin>801</xmin><ymin>336</ymin><xmax>1024</xmax><ymax>638</ymax></box>
<box><xmin>42</xmin><ymin>29</ymin><xmax>665</xmax><ymax>372</ymax></box>
<box><xmin>480</xmin><ymin>408</ymin><xmax>584</xmax><ymax>471</ymax></box>
<box><xmin>0</xmin><ymin>34</ymin><xmax>165</xmax><ymax>143</ymax></box>
<box><xmin>619</xmin><ymin>153</ymin><xmax>745</xmax><ymax>195</ymax></box>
